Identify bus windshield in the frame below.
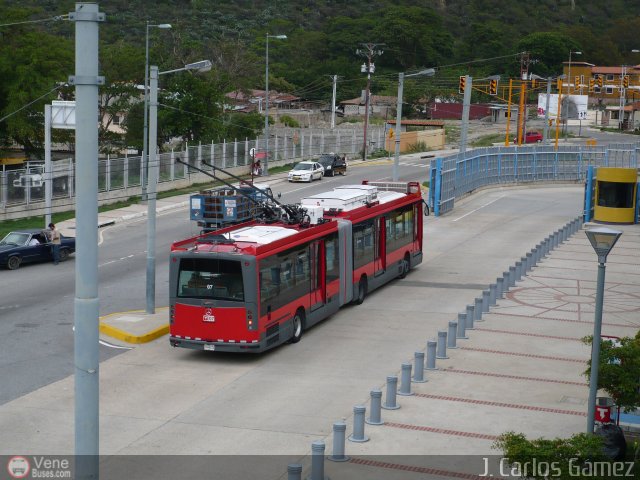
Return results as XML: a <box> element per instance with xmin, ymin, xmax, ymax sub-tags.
<box><xmin>177</xmin><ymin>258</ymin><xmax>244</xmax><ymax>301</ymax></box>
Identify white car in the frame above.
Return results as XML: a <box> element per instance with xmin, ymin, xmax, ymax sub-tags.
<box><xmin>287</xmin><ymin>161</ymin><xmax>324</xmax><ymax>182</ymax></box>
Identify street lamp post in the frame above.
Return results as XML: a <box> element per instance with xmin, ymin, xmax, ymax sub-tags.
<box><xmin>584</xmin><ymin>227</ymin><xmax>623</xmax><ymax>434</ymax></box>
<box><xmin>142</xmin><ymin>22</ymin><xmax>171</xmax><ymax>201</ymax></box>
<box><xmin>264</xmin><ymin>33</ymin><xmax>287</xmax><ymax>176</ymax></box>
<box><xmin>393</xmin><ymin>68</ymin><xmax>435</xmax><ymax>181</ymax></box>
<box><xmin>146</xmin><ymin>59</ymin><xmax>212</xmax><ymax>314</ymax></box>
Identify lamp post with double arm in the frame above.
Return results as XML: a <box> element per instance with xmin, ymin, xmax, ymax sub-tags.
<box><xmin>141</xmin><ymin>22</ymin><xmax>171</xmax><ymax>201</ymax></box>
<box><xmin>146</xmin><ymin>59</ymin><xmax>212</xmax><ymax>314</ymax></box>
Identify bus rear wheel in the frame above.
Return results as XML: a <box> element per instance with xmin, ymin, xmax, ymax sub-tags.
<box><xmin>398</xmin><ymin>253</ymin><xmax>410</xmax><ymax>279</ymax></box>
<box><xmin>290</xmin><ymin>309</ymin><xmax>304</xmax><ymax>343</ymax></box>
<box><xmin>353</xmin><ymin>277</ymin><xmax>367</xmax><ymax>305</ymax></box>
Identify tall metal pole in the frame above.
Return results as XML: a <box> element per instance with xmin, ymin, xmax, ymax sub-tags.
<box><xmin>393</xmin><ymin>72</ymin><xmax>404</xmax><ymax>181</ymax></box>
<box><xmin>71</xmin><ymin>3</ymin><xmax>103</xmax><ymax>479</ymax></box>
<box><xmin>141</xmin><ymin>22</ymin><xmax>150</xmax><ymax>201</ymax></box>
<box><xmin>619</xmin><ymin>65</ymin><xmax>626</xmax><ymax>130</ymax></box>
<box><xmin>543</xmin><ymin>77</ymin><xmax>552</xmax><ymax>144</ymax></box>
<box><xmin>264</xmin><ymin>33</ymin><xmax>270</xmax><ymax>175</ymax></box>
<box><xmin>362</xmin><ymin>60</ymin><xmax>372</xmax><ymax>161</ymax></box>
<box><xmin>146</xmin><ymin>65</ymin><xmax>159</xmax><ymax>314</ymax></box>
<box><xmin>586</xmin><ymin>261</ymin><xmax>606</xmax><ymax>434</ymax></box>
<box><xmin>330</xmin><ymin>74</ymin><xmax>337</xmax><ymax>129</ymax></box>
<box><xmin>504</xmin><ymin>78</ymin><xmax>513</xmax><ymax>146</ymax></box>
<box><xmin>555</xmin><ymin>79</ymin><xmax>563</xmax><ymax>150</ymax></box>
<box><xmin>459</xmin><ymin>75</ymin><xmax>472</xmax><ymax>153</ymax></box>
<box><xmin>44</xmin><ymin>104</ymin><xmax>52</xmax><ymax>228</ymax></box>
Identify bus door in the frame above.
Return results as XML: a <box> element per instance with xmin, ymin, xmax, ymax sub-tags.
<box><xmin>374</xmin><ymin>216</ymin><xmax>386</xmax><ymax>276</ymax></box>
<box><xmin>309</xmin><ymin>240</ymin><xmax>326</xmax><ymax>311</ymax></box>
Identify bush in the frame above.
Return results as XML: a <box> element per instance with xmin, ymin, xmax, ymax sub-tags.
<box><xmin>279</xmin><ymin>115</ymin><xmax>300</xmax><ymax>128</ymax></box>
<box><xmin>406</xmin><ymin>141</ymin><xmax>429</xmax><ymax>153</ymax></box>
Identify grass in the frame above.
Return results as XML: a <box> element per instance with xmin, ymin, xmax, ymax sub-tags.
<box><xmin>445</xmin><ymin>124</ymin><xmax>460</xmax><ymax>143</ymax></box>
<box><xmin>470</xmin><ymin>134</ymin><xmax>506</xmax><ymax>147</ymax></box>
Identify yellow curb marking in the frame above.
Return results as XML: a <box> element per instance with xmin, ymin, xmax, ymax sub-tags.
<box><xmin>99</xmin><ymin>307</ymin><xmax>170</xmax><ymax>344</ymax></box>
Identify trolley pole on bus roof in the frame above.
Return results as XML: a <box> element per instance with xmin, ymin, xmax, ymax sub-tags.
<box><xmin>70</xmin><ymin>3</ymin><xmax>104</xmax><ymax>479</ymax></box>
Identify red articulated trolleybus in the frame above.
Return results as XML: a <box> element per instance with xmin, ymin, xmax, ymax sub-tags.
<box><xmin>169</xmin><ymin>180</ymin><xmax>427</xmax><ymax>353</ymax></box>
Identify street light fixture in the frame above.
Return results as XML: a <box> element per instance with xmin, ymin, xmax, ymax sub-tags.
<box><xmin>146</xmin><ymin>60</ymin><xmax>211</xmax><ymax>314</ymax></box>
<box><xmin>142</xmin><ymin>22</ymin><xmax>172</xmax><ymax>201</ymax></box>
<box><xmin>567</xmin><ymin>50</ymin><xmax>581</xmax><ymax>95</ymax></box>
<box><xmin>584</xmin><ymin>227</ymin><xmax>623</xmax><ymax>434</ymax></box>
<box><xmin>393</xmin><ymin>68</ymin><xmax>435</xmax><ymax>181</ymax></box>
<box><xmin>264</xmin><ymin>33</ymin><xmax>287</xmax><ymax>176</ymax></box>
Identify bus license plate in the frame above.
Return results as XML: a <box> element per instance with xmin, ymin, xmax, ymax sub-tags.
<box><xmin>204</xmin><ymin>344</ymin><xmax>216</xmax><ymax>351</ymax></box>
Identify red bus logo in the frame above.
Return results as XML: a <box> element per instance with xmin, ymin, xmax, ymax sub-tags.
<box><xmin>202</xmin><ymin>309</ymin><xmax>216</xmax><ymax>323</ymax></box>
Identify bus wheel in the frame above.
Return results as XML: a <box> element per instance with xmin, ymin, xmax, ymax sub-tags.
<box><xmin>290</xmin><ymin>309</ymin><xmax>304</xmax><ymax>343</ymax></box>
<box><xmin>398</xmin><ymin>254</ymin><xmax>410</xmax><ymax>279</ymax></box>
<box><xmin>353</xmin><ymin>277</ymin><xmax>367</xmax><ymax>305</ymax></box>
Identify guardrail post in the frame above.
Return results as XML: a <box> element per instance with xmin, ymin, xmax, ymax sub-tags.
<box><xmin>436</xmin><ymin>331</ymin><xmax>449</xmax><ymax>359</ymax></box>
<box><xmin>466</xmin><ymin>304</ymin><xmax>475</xmax><ymax>330</ymax></box>
<box><xmin>348</xmin><ymin>406</ymin><xmax>369</xmax><ymax>443</ymax></box>
<box><xmin>366</xmin><ymin>389</ymin><xmax>384</xmax><ymax>424</ymax></box>
<box><xmin>382</xmin><ymin>376</ymin><xmax>400</xmax><ymax>410</ymax></box>
<box><xmin>413</xmin><ymin>352</ymin><xmax>427</xmax><ymax>383</ymax></box>
<box><xmin>457</xmin><ymin>312</ymin><xmax>468</xmax><ymax>339</ymax></box>
<box><xmin>310</xmin><ymin>440</ymin><xmax>326</xmax><ymax>480</ymax></box>
<box><xmin>398</xmin><ymin>363</ymin><xmax>414</xmax><ymax>395</ymax></box>
<box><xmin>328</xmin><ymin>421</ymin><xmax>349</xmax><ymax>462</ymax></box>
<box><xmin>287</xmin><ymin>464</ymin><xmax>302</xmax><ymax>480</ymax></box>
<box><xmin>448</xmin><ymin>322</ymin><xmax>458</xmax><ymax>349</ymax></box>
<box><xmin>426</xmin><ymin>340</ymin><xmax>438</xmax><ymax>369</ymax></box>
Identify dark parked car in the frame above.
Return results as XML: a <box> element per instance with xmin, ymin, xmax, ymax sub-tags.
<box><xmin>317</xmin><ymin>153</ymin><xmax>347</xmax><ymax>177</ymax></box>
<box><xmin>0</xmin><ymin>229</ymin><xmax>75</xmax><ymax>270</ymax></box>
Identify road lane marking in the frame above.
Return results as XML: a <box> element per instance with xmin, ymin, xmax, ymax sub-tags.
<box><xmin>452</xmin><ymin>195</ymin><xmax>505</xmax><ymax>222</ymax></box>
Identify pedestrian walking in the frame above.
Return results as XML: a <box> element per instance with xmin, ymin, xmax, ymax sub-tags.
<box><xmin>48</xmin><ymin>222</ymin><xmax>61</xmax><ymax>265</ymax></box>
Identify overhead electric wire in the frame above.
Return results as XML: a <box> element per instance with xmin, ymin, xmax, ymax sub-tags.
<box><xmin>0</xmin><ymin>84</ymin><xmax>66</xmax><ymax>124</ymax></box>
<box><xmin>0</xmin><ymin>14</ymin><xmax>68</xmax><ymax>28</ymax></box>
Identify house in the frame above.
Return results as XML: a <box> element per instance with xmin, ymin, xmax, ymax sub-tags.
<box><xmin>339</xmin><ymin>94</ymin><xmax>397</xmax><ymax>117</ymax></box>
<box><xmin>561</xmin><ymin>61</ymin><xmax>640</xmax><ymax>105</ymax></box>
<box><xmin>224</xmin><ymin>90</ymin><xmax>302</xmax><ymax>114</ymax></box>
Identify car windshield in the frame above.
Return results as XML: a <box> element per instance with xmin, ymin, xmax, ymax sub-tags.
<box><xmin>0</xmin><ymin>232</ymin><xmax>29</xmax><ymax>246</ymax></box>
<box><xmin>293</xmin><ymin>163</ymin><xmax>313</xmax><ymax>171</ymax></box>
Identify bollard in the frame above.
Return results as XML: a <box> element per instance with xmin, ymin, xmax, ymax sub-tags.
<box><xmin>382</xmin><ymin>376</ymin><xmax>400</xmax><ymax>410</ymax></box>
<box><xmin>508</xmin><ymin>266</ymin><xmax>517</xmax><ymax>287</ymax></box>
<box><xmin>288</xmin><ymin>464</ymin><xmax>302</xmax><ymax>480</ymax></box>
<box><xmin>502</xmin><ymin>271</ymin><xmax>511</xmax><ymax>291</ymax></box>
<box><xmin>489</xmin><ymin>283</ymin><xmax>497</xmax><ymax>306</ymax></box>
<box><xmin>520</xmin><ymin>257</ymin><xmax>528</xmax><ymax>275</ymax></box>
<box><xmin>515</xmin><ymin>261</ymin><xmax>523</xmax><ymax>280</ymax></box>
<box><xmin>496</xmin><ymin>277</ymin><xmax>505</xmax><ymax>299</ymax></box>
<box><xmin>474</xmin><ymin>297</ymin><xmax>483</xmax><ymax>322</ymax></box>
<box><xmin>426</xmin><ymin>340</ymin><xmax>438</xmax><ymax>369</ymax></box>
<box><xmin>466</xmin><ymin>304</ymin><xmax>475</xmax><ymax>330</ymax></box>
<box><xmin>436</xmin><ymin>331</ymin><xmax>448</xmax><ymax>359</ymax></box>
<box><xmin>398</xmin><ymin>363</ymin><xmax>414</xmax><ymax>395</ymax></box>
<box><xmin>482</xmin><ymin>289</ymin><xmax>490</xmax><ymax>313</ymax></box>
<box><xmin>553</xmin><ymin>230</ymin><xmax>560</xmax><ymax>248</ymax></box>
<box><xmin>413</xmin><ymin>352</ymin><xmax>427</xmax><ymax>383</ymax></box>
<box><xmin>456</xmin><ymin>313</ymin><xmax>468</xmax><ymax>339</ymax></box>
<box><xmin>348</xmin><ymin>405</ymin><xmax>369</xmax><ymax>442</ymax></box>
<box><xmin>328</xmin><ymin>421</ymin><xmax>349</xmax><ymax>462</ymax></box>
<box><xmin>366</xmin><ymin>389</ymin><xmax>384</xmax><ymax>424</ymax></box>
<box><xmin>525</xmin><ymin>252</ymin><xmax>533</xmax><ymax>272</ymax></box>
<box><xmin>309</xmin><ymin>440</ymin><xmax>326</xmax><ymax>480</ymax></box>
<box><xmin>447</xmin><ymin>322</ymin><xmax>458</xmax><ymax>349</ymax></box>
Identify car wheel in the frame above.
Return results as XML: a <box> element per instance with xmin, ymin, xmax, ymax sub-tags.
<box><xmin>60</xmin><ymin>249</ymin><xmax>70</xmax><ymax>262</ymax></box>
<box><xmin>7</xmin><ymin>256</ymin><xmax>21</xmax><ymax>270</ymax></box>
<box><xmin>290</xmin><ymin>309</ymin><xmax>304</xmax><ymax>343</ymax></box>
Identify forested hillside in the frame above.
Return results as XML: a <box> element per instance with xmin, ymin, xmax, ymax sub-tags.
<box><xmin>2</xmin><ymin>0</ymin><xmax>639</xmax><ymax>155</ymax></box>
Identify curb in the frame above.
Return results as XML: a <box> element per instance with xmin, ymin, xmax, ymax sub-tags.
<box><xmin>99</xmin><ymin>308</ymin><xmax>170</xmax><ymax>344</ymax></box>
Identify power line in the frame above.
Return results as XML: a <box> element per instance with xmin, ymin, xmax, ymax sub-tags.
<box><xmin>0</xmin><ymin>15</ymin><xmax>69</xmax><ymax>28</ymax></box>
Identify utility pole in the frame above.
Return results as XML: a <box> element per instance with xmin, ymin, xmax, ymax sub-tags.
<box><xmin>330</xmin><ymin>74</ymin><xmax>337</xmax><ymax>129</ymax></box>
<box><xmin>619</xmin><ymin>65</ymin><xmax>626</xmax><ymax>130</ymax></box>
<box><xmin>543</xmin><ymin>77</ymin><xmax>552</xmax><ymax>144</ymax></box>
<box><xmin>459</xmin><ymin>75</ymin><xmax>472</xmax><ymax>153</ymax></box>
<box><xmin>357</xmin><ymin>43</ymin><xmax>384</xmax><ymax>161</ymax></box>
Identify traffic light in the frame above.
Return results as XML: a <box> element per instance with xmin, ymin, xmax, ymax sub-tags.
<box><xmin>589</xmin><ymin>78</ymin><xmax>595</xmax><ymax>91</ymax></box>
<box><xmin>459</xmin><ymin>75</ymin><xmax>466</xmax><ymax>94</ymax></box>
<box><xmin>574</xmin><ymin>76</ymin><xmax>580</xmax><ymax>91</ymax></box>
<box><xmin>557</xmin><ymin>77</ymin><xmax>563</xmax><ymax>91</ymax></box>
<box><xmin>623</xmin><ymin>75</ymin><xmax>629</xmax><ymax>88</ymax></box>
<box><xmin>489</xmin><ymin>78</ymin><xmax>498</xmax><ymax>96</ymax></box>
<box><xmin>596</xmin><ymin>76</ymin><xmax>603</xmax><ymax>88</ymax></box>
<box><xmin>531</xmin><ymin>79</ymin><xmax>537</xmax><ymax>89</ymax></box>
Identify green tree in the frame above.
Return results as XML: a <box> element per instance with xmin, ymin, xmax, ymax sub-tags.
<box><xmin>583</xmin><ymin>331</ymin><xmax>640</xmax><ymax>414</ymax></box>
<box><xmin>517</xmin><ymin>31</ymin><xmax>580</xmax><ymax>77</ymax></box>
